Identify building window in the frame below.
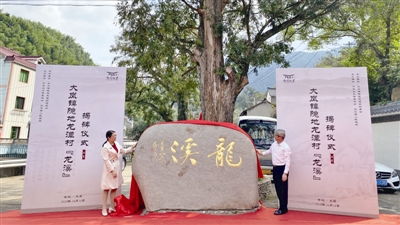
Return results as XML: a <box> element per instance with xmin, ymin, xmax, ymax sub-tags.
<box><xmin>15</xmin><ymin>96</ymin><xmax>25</xmax><ymax>110</ymax></box>
<box><xmin>11</xmin><ymin>126</ymin><xmax>21</xmax><ymax>139</ymax></box>
<box><xmin>19</xmin><ymin>69</ymin><xmax>29</xmax><ymax>83</ymax></box>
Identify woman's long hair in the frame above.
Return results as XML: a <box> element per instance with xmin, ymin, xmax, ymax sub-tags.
<box><xmin>102</xmin><ymin>130</ymin><xmax>115</xmax><ymax>147</ymax></box>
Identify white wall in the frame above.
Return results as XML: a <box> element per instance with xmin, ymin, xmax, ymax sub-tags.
<box><xmin>372</xmin><ymin>121</ymin><xmax>400</xmax><ymax>170</ymax></box>
<box><xmin>1</xmin><ymin>63</ymin><xmax>36</xmax><ymax>139</ymax></box>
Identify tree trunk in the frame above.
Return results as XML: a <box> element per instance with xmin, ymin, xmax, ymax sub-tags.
<box><xmin>196</xmin><ymin>0</ymin><xmax>245</xmax><ymax>123</ymax></box>
<box><xmin>177</xmin><ymin>93</ymin><xmax>187</xmax><ymax>120</ymax></box>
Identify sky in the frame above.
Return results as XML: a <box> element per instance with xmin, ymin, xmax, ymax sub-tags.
<box><xmin>1</xmin><ymin>1</ymin><xmax>351</xmax><ymax>67</ymax></box>
<box><xmin>1</xmin><ymin>0</ymin><xmax>121</xmax><ymax>66</ymax></box>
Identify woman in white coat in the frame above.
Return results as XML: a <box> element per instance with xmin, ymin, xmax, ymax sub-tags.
<box><xmin>100</xmin><ymin>130</ymin><xmax>136</xmax><ymax>216</ymax></box>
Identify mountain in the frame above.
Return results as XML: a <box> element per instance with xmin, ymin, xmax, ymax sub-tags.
<box><xmin>248</xmin><ymin>50</ymin><xmax>337</xmax><ymax>92</ymax></box>
<box><xmin>0</xmin><ymin>11</ymin><xmax>94</xmax><ymax>65</ymax></box>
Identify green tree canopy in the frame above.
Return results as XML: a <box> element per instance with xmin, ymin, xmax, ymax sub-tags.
<box><xmin>113</xmin><ymin>0</ymin><xmax>200</xmax><ymax>124</ymax></box>
<box><xmin>308</xmin><ymin>0</ymin><xmax>400</xmax><ymax>104</ymax></box>
<box><xmin>0</xmin><ymin>11</ymin><xmax>94</xmax><ymax>65</ymax></box>
<box><xmin>114</xmin><ymin>0</ymin><xmax>341</xmax><ymax>122</ymax></box>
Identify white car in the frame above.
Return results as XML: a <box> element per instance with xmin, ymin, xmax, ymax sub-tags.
<box><xmin>375</xmin><ymin>162</ymin><xmax>400</xmax><ymax>193</ymax></box>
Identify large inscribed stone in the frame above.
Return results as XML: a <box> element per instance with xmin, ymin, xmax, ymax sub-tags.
<box><xmin>132</xmin><ymin>121</ymin><xmax>259</xmax><ymax>213</ymax></box>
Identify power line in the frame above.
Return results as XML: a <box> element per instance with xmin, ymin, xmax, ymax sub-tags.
<box><xmin>242</xmin><ymin>40</ymin><xmax>316</xmax><ymax>91</ymax></box>
<box><xmin>248</xmin><ymin>40</ymin><xmax>313</xmax><ymax>89</ymax></box>
<box><xmin>249</xmin><ymin>69</ymin><xmax>275</xmax><ymax>90</ymax></box>
<box><xmin>1</xmin><ymin>3</ymin><xmax>117</xmax><ymax>6</ymax></box>
<box><xmin>1</xmin><ymin>0</ymin><xmax>120</xmax><ymax>1</ymax></box>
<box><xmin>304</xmin><ymin>51</ymin><xmax>320</xmax><ymax>67</ymax></box>
<box><xmin>250</xmin><ymin>66</ymin><xmax>275</xmax><ymax>83</ymax></box>
<box><xmin>1</xmin><ymin>0</ymin><xmax>122</xmax><ymax>6</ymax></box>
<box><xmin>249</xmin><ymin>50</ymin><xmax>305</xmax><ymax>87</ymax></box>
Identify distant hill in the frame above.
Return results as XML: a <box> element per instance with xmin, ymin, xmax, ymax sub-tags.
<box><xmin>248</xmin><ymin>50</ymin><xmax>337</xmax><ymax>92</ymax></box>
<box><xmin>0</xmin><ymin>11</ymin><xmax>94</xmax><ymax>65</ymax></box>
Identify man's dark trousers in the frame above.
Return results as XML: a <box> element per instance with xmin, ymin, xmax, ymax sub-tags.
<box><xmin>273</xmin><ymin>165</ymin><xmax>288</xmax><ymax>212</ymax></box>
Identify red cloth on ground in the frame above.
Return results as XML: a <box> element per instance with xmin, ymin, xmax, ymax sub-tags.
<box><xmin>110</xmin><ymin>176</ymin><xmax>144</xmax><ymax>216</ymax></box>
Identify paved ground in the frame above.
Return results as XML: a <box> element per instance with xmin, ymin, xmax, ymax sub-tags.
<box><xmin>0</xmin><ymin>163</ymin><xmax>134</xmax><ymax>213</ymax></box>
<box><xmin>1</xmin><ymin>162</ymin><xmax>399</xmax><ymax>214</ymax></box>
<box><xmin>263</xmin><ymin>180</ymin><xmax>400</xmax><ymax>215</ymax></box>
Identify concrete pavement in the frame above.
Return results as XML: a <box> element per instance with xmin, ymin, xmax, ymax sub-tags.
<box><xmin>0</xmin><ymin>175</ymin><xmax>23</xmax><ymax>212</ymax></box>
<box><xmin>0</xmin><ymin>163</ymin><xmax>134</xmax><ymax>213</ymax></box>
<box><xmin>1</xmin><ymin>162</ymin><xmax>399</xmax><ymax>214</ymax></box>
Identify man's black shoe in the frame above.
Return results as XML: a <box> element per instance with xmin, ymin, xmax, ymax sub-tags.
<box><xmin>274</xmin><ymin>209</ymin><xmax>288</xmax><ymax>215</ymax></box>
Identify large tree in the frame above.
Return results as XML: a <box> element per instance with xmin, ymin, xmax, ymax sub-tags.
<box><xmin>113</xmin><ymin>1</ymin><xmax>200</xmax><ymax>123</ymax></box>
<box><xmin>307</xmin><ymin>0</ymin><xmax>400</xmax><ymax>103</ymax></box>
<box><xmin>114</xmin><ymin>0</ymin><xmax>341</xmax><ymax>122</ymax></box>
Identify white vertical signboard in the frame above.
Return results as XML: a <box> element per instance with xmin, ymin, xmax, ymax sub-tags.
<box><xmin>22</xmin><ymin>65</ymin><xmax>126</xmax><ymax>213</ymax></box>
<box><xmin>276</xmin><ymin>68</ymin><xmax>378</xmax><ymax>218</ymax></box>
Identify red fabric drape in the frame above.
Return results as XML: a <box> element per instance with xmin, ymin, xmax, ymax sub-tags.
<box><xmin>255</xmin><ymin>154</ymin><xmax>264</xmax><ymax>179</ymax></box>
<box><xmin>129</xmin><ymin>175</ymin><xmax>144</xmax><ymax>212</ymax></box>
<box><xmin>110</xmin><ymin>176</ymin><xmax>144</xmax><ymax>216</ymax></box>
<box><xmin>157</xmin><ymin>120</ymin><xmax>253</xmax><ymax>138</ymax></box>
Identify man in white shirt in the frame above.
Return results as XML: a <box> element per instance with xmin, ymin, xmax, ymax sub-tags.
<box><xmin>257</xmin><ymin>129</ymin><xmax>291</xmax><ymax>215</ymax></box>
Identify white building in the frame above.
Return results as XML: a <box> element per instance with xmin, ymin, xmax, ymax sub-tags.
<box><xmin>371</xmin><ymin>101</ymin><xmax>400</xmax><ymax>171</ymax></box>
<box><xmin>0</xmin><ymin>47</ymin><xmax>45</xmax><ymax>139</ymax></box>
<box><xmin>123</xmin><ymin>116</ymin><xmax>134</xmax><ymax>139</ymax></box>
<box><xmin>240</xmin><ymin>87</ymin><xmax>276</xmax><ymax>118</ymax></box>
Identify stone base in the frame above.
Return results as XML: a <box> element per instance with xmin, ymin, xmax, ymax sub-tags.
<box><xmin>147</xmin><ymin>205</ymin><xmax>261</xmax><ymax>215</ymax></box>
<box><xmin>258</xmin><ymin>175</ymin><xmax>273</xmax><ymax>202</ymax></box>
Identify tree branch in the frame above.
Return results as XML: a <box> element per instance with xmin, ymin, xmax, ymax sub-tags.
<box><xmin>254</xmin><ymin>0</ymin><xmax>340</xmax><ymax>48</ymax></box>
<box><xmin>241</xmin><ymin>0</ymin><xmax>251</xmax><ymax>42</ymax></box>
<box><xmin>138</xmin><ymin>100</ymin><xmax>172</xmax><ymax>121</ymax></box>
<box><xmin>181</xmin><ymin>0</ymin><xmax>203</xmax><ymax>14</ymax></box>
<box><xmin>137</xmin><ymin>76</ymin><xmax>154</xmax><ymax>79</ymax></box>
<box><xmin>180</xmin><ymin>66</ymin><xmax>197</xmax><ymax>77</ymax></box>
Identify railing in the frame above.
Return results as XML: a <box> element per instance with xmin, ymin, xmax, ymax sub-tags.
<box><xmin>0</xmin><ymin>139</ymin><xmax>135</xmax><ymax>160</ymax></box>
<box><xmin>0</xmin><ymin>159</ymin><xmax>26</xmax><ymax>168</ymax></box>
<box><xmin>0</xmin><ymin>138</ymin><xmax>28</xmax><ymax>159</ymax></box>
<box><xmin>123</xmin><ymin>140</ymin><xmax>136</xmax><ymax>162</ymax></box>
<box><xmin>0</xmin><ymin>158</ymin><xmax>26</xmax><ymax>177</ymax></box>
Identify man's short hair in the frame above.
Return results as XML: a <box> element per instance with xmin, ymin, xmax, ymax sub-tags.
<box><xmin>274</xmin><ymin>129</ymin><xmax>286</xmax><ymax>138</ymax></box>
